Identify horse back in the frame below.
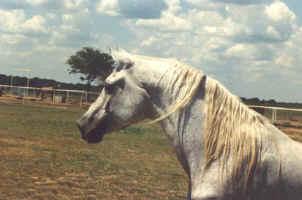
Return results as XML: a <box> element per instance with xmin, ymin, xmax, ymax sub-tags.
<box><xmin>273</xmin><ymin>127</ymin><xmax>302</xmax><ymax>199</ymax></box>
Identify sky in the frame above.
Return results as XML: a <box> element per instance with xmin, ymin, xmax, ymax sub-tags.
<box><xmin>0</xmin><ymin>0</ymin><xmax>302</xmax><ymax>102</ymax></box>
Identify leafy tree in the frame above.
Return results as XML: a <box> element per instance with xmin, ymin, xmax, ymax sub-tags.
<box><xmin>66</xmin><ymin>47</ymin><xmax>114</xmax><ymax>87</ymax></box>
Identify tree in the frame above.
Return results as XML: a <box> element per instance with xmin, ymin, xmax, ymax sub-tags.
<box><xmin>66</xmin><ymin>47</ymin><xmax>114</xmax><ymax>88</ymax></box>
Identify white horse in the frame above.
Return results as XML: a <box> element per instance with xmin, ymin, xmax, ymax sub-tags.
<box><xmin>77</xmin><ymin>49</ymin><xmax>302</xmax><ymax>200</ymax></box>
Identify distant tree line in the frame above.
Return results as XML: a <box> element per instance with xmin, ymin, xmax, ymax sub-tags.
<box><xmin>0</xmin><ymin>74</ymin><xmax>99</xmax><ymax>92</ymax></box>
<box><xmin>1</xmin><ymin>73</ymin><xmax>301</xmax><ymax>108</ymax></box>
<box><xmin>241</xmin><ymin>97</ymin><xmax>302</xmax><ymax>109</ymax></box>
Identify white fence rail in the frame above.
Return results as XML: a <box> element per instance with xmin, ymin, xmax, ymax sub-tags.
<box><xmin>249</xmin><ymin>105</ymin><xmax>302</xmax><ymax>123</ymax></box>
<box><xmin>1</xmin><ymin>84</ymin><xmax>302</xmax><ymax>122</ymax></box>
<box><xmin>0</xmin><ymin>84</ymin><xmax>99</xmax><ymax>106</ymax></box>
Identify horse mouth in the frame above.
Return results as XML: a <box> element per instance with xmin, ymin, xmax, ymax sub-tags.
<box><xmin>77</xmin><ymin>121</ymin><xmax>107</xmax><ymax>144</ymax></box>
<box><xmin>82</xmin><ymin>129</ymin><xmax>105</xmax><ymax>143</ymax></box>
<box><xmin>77</xmin><ymin>115</ymin><xmax>119</xmax><ymax>144</ymax></box>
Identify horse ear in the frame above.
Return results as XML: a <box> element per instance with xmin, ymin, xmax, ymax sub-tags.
<box><xmin>199</xmin><ymin>75</ymin><xmax>207</xmax><ymax>99</ymax></box>
<box><xmin>201</xmin><ymin>75</ymin><xmax>207</xmax><ymax>85</ymax></box>
<box><xmin>124</xmin><ymin>61</ymin><xmax>134</xmax><ymax>69</ymax></box>
<box><xmin>110</xmin><ymin>48</ymin><xmax>118</xmax><ymax>60</ymax></box>
<box><xmin>118</xmin><ymin>59</ymin><xmax>134</xmax><ymax>70</ymax></box>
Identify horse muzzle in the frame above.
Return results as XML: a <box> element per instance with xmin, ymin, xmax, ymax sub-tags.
<box><xmin>76</xmin><ymin>118</ymin><xmax>105</xmax><ymax>144</ymax></box>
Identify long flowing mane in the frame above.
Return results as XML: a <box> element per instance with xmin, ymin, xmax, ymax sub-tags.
<box><xmin>151</xmin><ymin>63</ymin><xmax>205</xmax><ymax>123</ymax></box>
<box><xmin>203</xmin><ymin>78</ymin><xmax>277</xmax><ymax>189</ymax></box>
<box><xmin>147</xmin><ymin>56</ymin><xmax>276</xmax><ymax>188</ymax></box>
<box><xmin>111</xmin><ymin>49</ymin><xmax>277</xmax><ymax>189</ymax></box>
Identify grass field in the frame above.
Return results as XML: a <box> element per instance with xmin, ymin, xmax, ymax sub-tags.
<box><xmin>0</xmin><ymin>102</ymin><xmax>187</xmax><ymax>200</ymax></box>
<box><xmin>1</xmin><ymin>101</ymin><xmax>302</xmax><ymax>200</ymax></box>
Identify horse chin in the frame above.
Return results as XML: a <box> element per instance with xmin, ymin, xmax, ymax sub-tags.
<box><xmin>81</xmin><ymin>118</ymin><xmax>127</xmax><ymax>144</ymax></box>
<box><xmin>82</xmin><ymin>129</ymin><xmax>106</xmax><ymax>144</ymax></box>
<box><xmin>86</xmin><ymin>133</ymin><xmax>104</xmax><ymax>144</ymax></box>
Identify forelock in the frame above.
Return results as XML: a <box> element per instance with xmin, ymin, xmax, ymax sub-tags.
<box><xmin>111</xmin><ymin>49</ymin><xmax>134</xmax><ymax>70</ymax></box>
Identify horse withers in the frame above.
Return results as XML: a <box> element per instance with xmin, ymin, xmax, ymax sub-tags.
<box><xmin>77</xmin><ymin>49</ymin><xmax>302</xmax><ymax>200</ymax></box>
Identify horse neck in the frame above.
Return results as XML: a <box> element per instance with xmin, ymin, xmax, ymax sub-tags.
<box><xmin>131</xmin><ymin>60</ymin><xmax>207</xmax><ymax>176</ymax></box>
<box><xmin>133</xmin><ymin>61</ymin><xmax>205</xmax><ymax>148</ymax></box>
<box><xmin>130</xmin><ymin>59</ymin><xmax>177</xmax><ymax>111</ymax></box>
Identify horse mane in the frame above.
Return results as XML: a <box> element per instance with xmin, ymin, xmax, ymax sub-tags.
<box><xmin>150</xmin><ymin>63</ymin><xmax>205</xmax><ymax>123</ymax></box>
<box><xmin>203</xmin><ymin>77</ymin><xmax>275</xmax><ymax>189</ymax></box>
<box><xmin>160</xmin><ymin>65</ymin><xmax>274</xmax><ymax>189</ymax></box>
<box><xmin>153</xmin><ymin>58</ymin><xmax>272</xmax><ymax>188</ymax></box>
<box><xmin>111</xmin><ymin>49</ymin><xmax>275</xmax><ymax>189</ymax></box>
<box><xmin>149</xmin><ymin>59</ymin><xmax>274</xmax><ymax>189</ymax></box>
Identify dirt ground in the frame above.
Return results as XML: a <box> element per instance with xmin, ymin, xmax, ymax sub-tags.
<box><xmin>274</xmin><ymin>120</ymin><xmax>302</xmax><ymax>142</ymax></box>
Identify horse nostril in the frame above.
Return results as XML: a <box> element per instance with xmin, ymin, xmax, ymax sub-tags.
<box><xmin>77</xmin><ymin>120</ymin><xmax>88</xmax><ymax>141</ymax></box>
<box><xmin>76</xmin><ymin>120</ymin><xmax>84</xmax><ymax>133</ymax></box>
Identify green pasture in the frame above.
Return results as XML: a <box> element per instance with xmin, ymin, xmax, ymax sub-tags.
<box><xmin>0</xmin><ymin>102</ymin><xmax>187</xmax><ymax>200</ymax></box>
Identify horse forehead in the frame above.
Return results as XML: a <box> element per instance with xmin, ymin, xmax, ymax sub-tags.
<box><xmin>105</xmin><ymin>70</ymin><xmax>127</xmax><ymax>84</ymax></box>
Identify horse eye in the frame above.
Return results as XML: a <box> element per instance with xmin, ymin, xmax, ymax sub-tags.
<box><xmin>105</xmin><ymin>84</ymin><xmax>115</xmax><ymax>94</ymax></box>
<box><xmin>105</xmin><ymin>101</ymin><xmax>111</xmax><ymax>112</ymax></box>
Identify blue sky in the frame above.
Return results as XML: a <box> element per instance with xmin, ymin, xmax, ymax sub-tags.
<box><xmin>0</xmin><ymin>0</ymin><xmax>301</xmax><ymax>102</ymax></box>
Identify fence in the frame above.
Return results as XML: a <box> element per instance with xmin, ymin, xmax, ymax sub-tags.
<box><xmin>1</xmin><ymin>84</ymin><xmax>302</xmax><ymax>123</ymax></box>
<box><xmin>249</xmin><ymin>105</ymin><xmax>302</xmax><ymax>123</ymax></box>
<box><xmin>0</xmin><ymin>84</ymin><xmax>99</xmax><ymax>106</ymax></box>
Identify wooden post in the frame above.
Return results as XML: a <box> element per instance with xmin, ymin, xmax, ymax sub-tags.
<box><xmin>53</xmin><ymin>89</ymin><xmax>56</xmax><ymax>104</ymax></box>
<box><xmin>80</xmin><ymin>92</ymin><xmax>83</xmax><ymax>107</ymax></box>
<box><xmin>66</xmin><ymin>91</ymin><xmax>70</xmax><ymax>103</ymax></box>
<box><xmin>272</xmin><ymin>109</ymin><xmax>277</xmax><ymax>123</ymax></box>
<box><xmin>85</xmin><ymin>91</ymin><xmax>88</xmax><ymax>104</ymax></box>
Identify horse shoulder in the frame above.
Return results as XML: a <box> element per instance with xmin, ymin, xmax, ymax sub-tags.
<box><xmin>277</xmin><ymin>134</ymin><xmax>302</xmax><ymax>198</ymax></box>
<box><xmin>260</xmin><ymin>126</ymin><xmax>302</xmax><ymax>199</ymax></box>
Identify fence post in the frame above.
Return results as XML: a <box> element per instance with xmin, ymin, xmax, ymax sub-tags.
<box><xmin>80</xmin><ymin>92</ymin><xmax>83</xmax><ymax>107</ymax></box>
<box><xmin>66</xmin><ymin>91</ymin><xmax>70</xmax><ymax>103</ymax></box>
<box><xmin>272</xmin><ymin>109</ymin><xmax>277</xmax><ymax>123</ymax></box>
<box><xmin>85</xmin><ymin>91</ymin><xmax>88</xmax><ymax>104</ymax></box>
<box><xmin>53</xmin><ymin>89</ymin><xmax>56</xmax><ymax>104</ymax></box>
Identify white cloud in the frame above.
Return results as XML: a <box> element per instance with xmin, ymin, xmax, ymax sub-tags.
<box><xmin>62</xmin><ymin>14</ymin><xmax>73</xmax><ymax>21</ymax></box>
<box><xmin>265</xmin><ymin>1</ymin><xmax>296</xmax><ymax>22</ymax></box>
<box><xmin>64</xmin><ymin>0</ymin><xmax>87</xmax><ymax>10</ymax></box>
<box><xmin>132</xmin><ymin>0</ymin><xmax>192</xmax><ymax>32</ymax></box>
<box><xmin>96</xmin><ymin>0</ymin><xmax>121</xmax><ymax>16</ymax></box>
<box><xmin>0</xmin><ymin>34</ymin><xmax>26</xmax><ymax>45</ymax></box>
<box><xmin>225</xmin><ymin>43</ymin><xmax>247</xmax><ymax>57</ymax></box>
<box><xmin>274</xmin><ymin>54</ymin><xmax>293</xmax><ymax>68</ymax></box>
<box><xmin>96</xmin><ymin>0</ymin><xmax>167</xmax><ymax>19</ymax></box>
<box><xmin>165</xmin><ymin>0</ymin><xmax>182</xmax><ymax>14</ymax></box>
<box><xmin>141</xmin><ymin>36</ymin><xmax>158</xmax><ymax>47</ymax></box>
<box><xmin>46</xmin><ymin>13</ymin><xmax>57</xmax><ymax>20</ymax></box>
<box><xmin>184</xmin><ymin>0</ymin><xmax>223</xmax><ymax>10</ymax></box>
<box><xmin>135</xmin><ymin>13</ymin><xmax>192</xmax><ymax>31</ymax></box>
<box><xmin>219</xmin><ymin>2</ymin><xmax>297</xmax><ymax>43</ymax></box>
<box><xmin>266</xmin><ymin>25</ymin><xmax>281</xmax><ymax>40</ymax></box>
<box><xmin>22</xmin><ymin>15</ymin><xmax>47</xmax><ymax>33</ymax></box>
<box><xmin>25</xmin><ymin>0</ymin><xmax>48</xmax><ymax>6</ymax></box>
<box><xmin>0</xmin><ymin>9</ymin><xmax>25</xmax><ymax>32</ymax></box>
<box><xmin>0</xmin><ymin>9</ymin><xmax>47</xmax><ymax>33</ymax></box>
<box><xmin>213</xmin><ymin>0</ymin><xmax>273</xmax><ymax>5</ymax></box>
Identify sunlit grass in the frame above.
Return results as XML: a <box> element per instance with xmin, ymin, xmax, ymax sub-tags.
<box><xmin>0</xmin><ymin>102</ymin><xmax>187</xmax><ymax>200</ymax></box>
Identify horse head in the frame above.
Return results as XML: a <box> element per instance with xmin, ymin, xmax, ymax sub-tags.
<box><xmin>77</xmin><ymin>50</ymin><xmax>155</xmax><ymax>143</ymax></box>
